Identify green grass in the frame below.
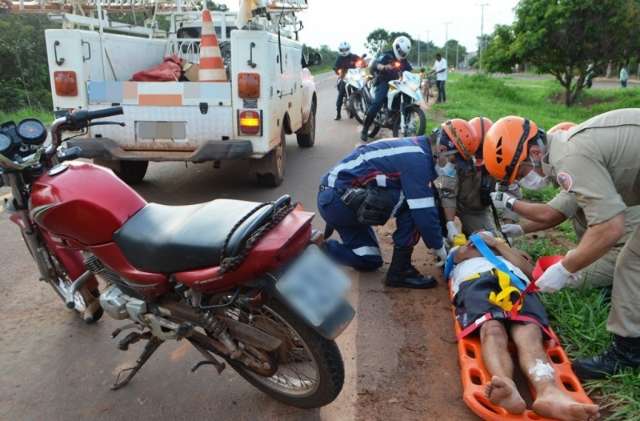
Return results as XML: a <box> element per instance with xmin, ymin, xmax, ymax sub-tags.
<box><xmin>0</xmin><ymin>107</ymin><xmax>54</xmax><ymax>125</ymax></box>
<box><xmin>309</xmin><ymin>64</ymin><xmax>333</xmax><ymax>76</ymax></box>
<box><xmin>427</xmin><ymin>73</ymin><xmax>640</xmax><ymax>131</ymax></box>
<box><xmin>433</xmin><ymin>73</ymin><xmax>640</xmax><ymax>419</ymax></box>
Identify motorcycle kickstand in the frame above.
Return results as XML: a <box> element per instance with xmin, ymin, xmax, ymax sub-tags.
<box><xmin>188</xmin><ymin>340</ymin><xmax>226</xmax><ymax>375</ymax></box>
<box><xmin>111</xmin><ymin>336</ymin><xmax>163</xmax><ymax>391</ymax></box>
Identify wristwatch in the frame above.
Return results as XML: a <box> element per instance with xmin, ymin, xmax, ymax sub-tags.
<box><xmin>505</xmin><ymin>196</ymin><xmax>517</xmax><ymax>210</ymax></box>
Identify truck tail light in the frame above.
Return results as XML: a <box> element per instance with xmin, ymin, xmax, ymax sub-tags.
<box><xmin>239</xmin><ymin>110</ymin><xmax>262</xmax><ymax>135</ymax></box>
<box><xmin>238</xmin><ymin>73</ymin><xmax>260</xmax><ymax>99</ymax></box>
<box><xmin>54</xmin><ymin>71</ymin><xmax>78</xmax><ymax>97</ymax></box>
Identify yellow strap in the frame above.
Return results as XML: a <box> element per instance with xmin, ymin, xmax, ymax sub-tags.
<box><xmin>464</xmin><ymin>273</ymin><xmax>482</xmax><ymax>282</ymax></box>
<box><xmin>488</xmin><ymin>270</ymin><xmax>523</xmax><ymax>312</ymax></box>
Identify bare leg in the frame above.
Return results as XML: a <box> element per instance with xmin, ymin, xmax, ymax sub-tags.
<box><xmin>510</xmin><ymin>323</ymin><xmax>600</xmax><ymax>421</ymax></box>
<box><xmin>479</xmin><ymin>320</ymin><xmax>526</xmax><ymax>414</ymax></box>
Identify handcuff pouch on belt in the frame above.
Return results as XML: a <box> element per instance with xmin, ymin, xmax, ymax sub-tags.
<box><xmin>341</xmin><ymin>186</ymin><xmax>396</xmax><ymax>226</ymax></box>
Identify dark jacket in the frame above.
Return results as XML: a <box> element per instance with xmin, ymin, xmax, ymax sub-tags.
<box><xmin>371</xmin><ymin>51</ymin><xmax>413</xmax><ymax>85</ymax></box>
<box><xmin>333</xmin><ymin>53</ymin><xmax>360</xmax><ymax>73</ymax></box>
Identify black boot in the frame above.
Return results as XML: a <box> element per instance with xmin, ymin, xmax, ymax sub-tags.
<box><xmin>360</xmin><ymin>127</ymin><xmax>369</xmax><ymax>142</ymax></box>
<box><xmin>334</xmin><ymin>111</ymin><xmax>342</xmax><ymax>121</ymax></box>
<box><xmin>572</xmin><ymin>335</ymin><xmax>640</xmax><ymax>380</ymax></box>
<box><xmin>385</xmin><ymin>246</ymin><xmax>437</xmax><ymax>289</ymax></box>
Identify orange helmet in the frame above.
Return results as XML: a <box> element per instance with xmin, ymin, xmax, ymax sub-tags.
<box><xmin>483</xmin><ymin>116</ymin><xmax>540</xmax><ymax>183</ymax></box>
<box><xmin>469</xmin><ymin>117</ymin><xmax>494</xmax><ymax>160</ymax></box>
<box><xmin>440</xmin><ymin>119</ymin><xmax>480</xmax><ymax>160</ymax></box>
<box><xmin>548</xmin><ymin>122</ymin><xmax>576</xmax><ymax>134</ymax></box>
<box><xmin>469</xmin><ymin>117</ymin><xmax>494</xmax><ymax>143</ymax></box>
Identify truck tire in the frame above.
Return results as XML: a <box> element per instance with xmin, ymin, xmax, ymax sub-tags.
<box><xmin>256</xmin><ymin>128</ymin><xmax>286</xmax><ymax>188</ymax></box>
<box><xmin>296</xmin><ymin>107</ymin><xmax>316</xmax><ymax>148</ymax></box>
<box><xmin>95</xmin><ymin>159</ymin><xmax>148</xmax><ymax>185</ymax></box>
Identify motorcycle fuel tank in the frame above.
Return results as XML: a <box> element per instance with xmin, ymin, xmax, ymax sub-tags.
<box><xmin>30</xmin><ymin>162</ymin><xmax>147</xmax><ymax>246</ymax></box>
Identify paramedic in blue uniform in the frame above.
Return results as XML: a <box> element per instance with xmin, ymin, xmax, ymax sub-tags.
<box><xmin>333</xmin><ymin>41</ymin><xmax>361</xmax><ymax>121</ymax></box>
<box><xmin>360</xmin><ymin>36</ymin><xmax>413</xmax><ymax>142</ymax></box>
<box><xmin>318</xmin><ymin>136</ymin><xmax>448</xmax><ymax>289</ymax></box>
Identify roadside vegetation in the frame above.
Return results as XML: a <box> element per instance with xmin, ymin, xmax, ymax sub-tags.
<box><xmin>427</xmin><ymin>73</ymin><xmax>639</xmax><ymax>419</ymax></box>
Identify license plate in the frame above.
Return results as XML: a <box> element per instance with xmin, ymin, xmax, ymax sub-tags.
<box><xmin>276</xmin><ymin>245</ymin><xmax>351</xmax><ymax>327</ymax></box>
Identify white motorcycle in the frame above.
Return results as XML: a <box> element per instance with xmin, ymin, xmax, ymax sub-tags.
<box><xmin>363</xmin><ymin>70</ymin><xmax>426</xmax><ymax>138</ymax></box>
<box><xmin>343</xmin><ymin>68</ymin><xmax>368</xmax><ymax>123</ymax></box>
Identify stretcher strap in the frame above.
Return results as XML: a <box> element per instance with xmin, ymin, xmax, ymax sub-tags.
<box><xmin>457</xmin><ymin>311</ymin><xmax>559</xmax><ymax>344</ymax></box>
<box><xmin>469</xmin><ymin>234</ymin><xmax>527</xmax><ymax>291</ymax></box>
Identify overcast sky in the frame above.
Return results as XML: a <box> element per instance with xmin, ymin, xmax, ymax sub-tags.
<box><xmin>221</xmin><ymin>0</ymin><xmax>519</xmax><ymax>52</ymax></box>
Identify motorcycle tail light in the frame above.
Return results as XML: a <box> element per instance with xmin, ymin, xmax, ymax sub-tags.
<box><xmin>54</xmin><ymin>71</ymin><xmax>78</xmax><ymax>97</ymax></box>
<box><xmin>239</xmin><ymin>110</ymin><xmax>261</xmax><ymax>136</ymax></box>
<box><xmin>238</xmin><ymin>72</ymin><xmax>260</xmax><ymax>99</ymax></box>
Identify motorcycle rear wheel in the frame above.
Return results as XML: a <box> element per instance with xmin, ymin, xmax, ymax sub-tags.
<box><xmin>228</xmin><ymin>297</ymin><xmax>345</xmax><ymax>409</ymax></box>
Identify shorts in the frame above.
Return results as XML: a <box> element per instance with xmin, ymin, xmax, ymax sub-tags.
<box><xmin>454</xmin><ymin>271</ymin><xmax>549</xmax><ymax>334</ymax></box>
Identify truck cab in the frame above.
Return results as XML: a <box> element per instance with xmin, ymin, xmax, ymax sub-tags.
<box><xmin>45</xmin><ymin>4</ymin><xmax>317</xmax><ymax>187</ymax></box>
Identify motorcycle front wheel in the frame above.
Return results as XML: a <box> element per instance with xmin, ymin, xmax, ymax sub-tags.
<box><xmin>228</xmin><ymin>297</ymin><xmax>345</xmax><ymax>409</ymax></box>
<box><xmin>393</xmin><ymin>104</ymin><xmax>426</xmax><ymax>138</ymax></box>
<box><xmin>349</xmin><ymin>92</ymin><xmax>368</xmax><ymax>124</ymax></box>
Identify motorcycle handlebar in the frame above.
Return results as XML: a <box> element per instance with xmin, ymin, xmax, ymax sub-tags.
<box><xmin>48</xmin><ymin>106</ymin><xmax>124</xmax><ymax>162</ymax></box>
<box><xmin>69</xmin><ymin>107</ymin><xmax>124</xmax><ymax>126</ymax></box>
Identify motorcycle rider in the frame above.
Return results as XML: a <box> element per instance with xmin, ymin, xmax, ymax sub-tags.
<box><xmin>482</xmin><ymin>110</ymin><xmax>640</xmax><ymax>380</ymax></box>
<box><xmin>318</xmin><ymin>135</ymin><xmax>447</xmax><ymax>289</ymax></box>
<box><xmin>432</xmin><ymin>118</ymin><xmax>496</xmax><ymax>244</ymax></box>
<box><xmin>360</xmin><ymin>36</ymin><xmax>413</xmax><ymax>142</ymax></box>
<box><xmin>333</xmin><ymin>42</ymin><xmax>361</xmax><ymax>121</ymax></box>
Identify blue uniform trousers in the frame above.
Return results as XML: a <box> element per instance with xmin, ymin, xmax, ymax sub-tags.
<box><xmin>363</xmin><ymin>83</ymin><xmax>389</xmax><ymax>129</ymax></box>
<box><xmin>318</xmin><ymin>187</ymin><xmax>419</xmax><ymax>271</ymax></box>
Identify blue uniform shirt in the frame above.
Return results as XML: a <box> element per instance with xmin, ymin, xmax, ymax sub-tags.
<box><xmin>321</xmin><ymin>136</ymin><xmax>443</xmax><ymax>250</ymax></box>
<box><xmin>372</xmin><ymin>51</ymin><xmax>413</xmax><ymax>85</ymax></box>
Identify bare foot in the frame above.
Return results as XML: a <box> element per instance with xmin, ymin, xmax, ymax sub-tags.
<box><xmin>533</xmin><ymin>387</ymin><xmax>600</xmax><ymax>421</ymax></box>
<box><xmin>485</xmin><ymin>376</ymin><xmax>526</xmax><ymax>414</ymax></box>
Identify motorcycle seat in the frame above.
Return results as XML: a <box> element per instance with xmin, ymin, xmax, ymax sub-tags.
<box><xmin>114</xmin><ymin>199</ymin><xmax>278</xmax><ymax>274</ymax></box>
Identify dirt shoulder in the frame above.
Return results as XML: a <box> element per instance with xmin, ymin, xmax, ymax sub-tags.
<box><xmin>354</xmin><ymin>220</ymin><xmax>477</xmax><ymax>421</ymax></box>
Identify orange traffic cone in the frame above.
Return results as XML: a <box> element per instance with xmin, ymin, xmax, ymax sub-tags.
<box><xmin>199</xmin><ymin>9</ymin><xmax>227</xmax><ymax>82</ymax></box>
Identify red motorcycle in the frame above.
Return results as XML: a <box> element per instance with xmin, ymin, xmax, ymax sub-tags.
<box><xmin>0</xmin><ymin>107</ymin><xmax>354</xmax><ymax>408</ymax></box>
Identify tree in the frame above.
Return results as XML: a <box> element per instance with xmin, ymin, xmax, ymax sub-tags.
<box><xmin>481</xmin><ymin>25</ymin><xmax>518</xmax><ymax>73</ymax></box>
<box><xmin>0</xmin><ymin>15</ymin><xmax>56</xmax><ymax>112</ymax></box>
<box><xmin>484</xmin><ymin>0</ymin><xmax>640</xmax><ymax>106</ymax></box>
<box><xmin>365</xmin><ymin>28</ymin><xmax>390</xmax><ymax>56</ymax></box>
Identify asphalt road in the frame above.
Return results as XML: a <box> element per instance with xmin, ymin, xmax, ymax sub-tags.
<box><xmin>0</xmin><ymin>74</ymin><xmax>474</xmax><ymax>421</ymax></box>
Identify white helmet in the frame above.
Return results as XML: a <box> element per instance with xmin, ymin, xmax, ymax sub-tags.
<box><xmin>393</xmin><ymin>36</ymin><xmax>412</xmax><ymax>60</ymax></box>
<box><xmin>338</xmin><ymin>41</ymin><xmax>351</xmax><ymax>57</ymax></box>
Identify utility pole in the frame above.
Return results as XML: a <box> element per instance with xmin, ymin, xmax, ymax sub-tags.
<box><xmin>479</xmin><ymin>2</ymin><xmax>489</xmax><ymax>72</ymax></box>
<box><xmin>444</xmin><ymin>22</ymin><xmax>452</xmax><ymax>65</ymax></box>
<box><xmin>418</xmin><ymin>35</ymin><xmax>422</xmax><ymax>67</ymax></box>
<box><xmin>425</xmin><ymin>30</ymin><xmax>430</xmax><ymax>67</ymax></box>
<box><xmin>456</xmin><ymin>44</ymin><xmax>459</xmax><ymax>69</ymax></box>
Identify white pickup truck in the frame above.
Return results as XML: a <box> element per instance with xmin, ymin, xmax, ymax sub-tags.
<box><xmin>45</xmin><ymin>6</ymin><xmax>318</xmax><ymax>187</ymax></box>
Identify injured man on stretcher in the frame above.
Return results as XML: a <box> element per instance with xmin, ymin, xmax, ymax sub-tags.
<box><xmin>450</xmin><ymin>233</ymin><xmax>600</xmax><ymax>421</ymax></box>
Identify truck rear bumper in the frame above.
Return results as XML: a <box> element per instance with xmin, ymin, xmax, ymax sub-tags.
<box><xmin>68</xmin><ymin>138</ymin><xmax>254</xmax><ymax>163</ymax></box>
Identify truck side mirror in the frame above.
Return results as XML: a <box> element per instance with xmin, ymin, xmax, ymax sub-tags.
<box><xmin>309</xmin><ymin>53</ymin><xmax>322</xmax><ymax>66</ymax></box>
<box><xmin>301</xmin><ymin>52</ymin><xmax>321</xmax><ymax>68</ymax></box>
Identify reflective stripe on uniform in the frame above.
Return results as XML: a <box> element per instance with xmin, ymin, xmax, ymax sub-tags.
<box><xmin>392</xmin><ymin>192</ymin><xmax>405</xmax><ymax>216</ymax></box>
<box><xmin>328</xmin><ymin>146</ymin><xmax>425</xmax><ymax>187</ymax></box>
<box><xmin>407</xmin><ymin>197</ymin><xmax>435</xmax><ymax>209</ymax></box>
<box><xmin>352</xmin><ymin>246</ymin><xmax>382</xmax><ymax>257</ymax></box>
<box><xmin>375</xmin><ymin>174</ymin><xmax>387</xmax><ymax>187</ymax></box>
